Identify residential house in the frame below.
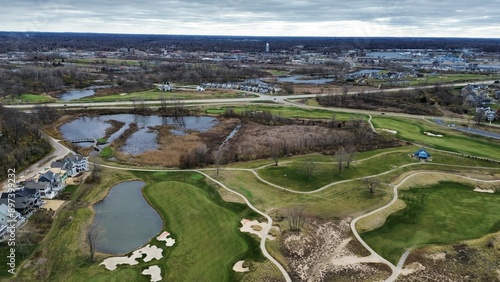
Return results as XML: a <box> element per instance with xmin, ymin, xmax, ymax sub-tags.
<box><xmin>24</xmin><ymin>180</ymin><xmax>53</xmax><ymax>198</ymax></box>
<box><xmin>0</xmin><ymin>203</ymin><xmax>23</xmax><ymax>239</ymax></box>
<box><xmin>0</xmin><ymin>188</ymin><xmax>41</xmax><ymax>216</ymax></box>
<box><xmin>49</xmin><ymin>167</ymin><xmax>68</xmax><ymax>183</ymax></box>
<box><xmin>38</xmin><ymin>170</ymin><xmax>63</xmax><ymax>190</ymax></box>
<box><xmin>157</xmin><ymin>81</ymin><xmax>173</xmax><ymax>91</ymax></box>
<box><xmin>0</xmin><ymin>203</ymin><xmax>23</xmax><ymax>225</ymax></box>
<box><xmin>413</xmin><ymin>148</ymin><xmax>432</xmax><ymax>161</ymax></box>
<box><xmin>51</xmin><ymin>154</ymin><xmax>88</xmax><ymax>177</ymax></box>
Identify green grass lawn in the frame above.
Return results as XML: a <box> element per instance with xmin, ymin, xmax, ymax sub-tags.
<box><xmin>371</xmin><ymin>117</ymin><xmax>500</xmax><ymax>160</ymax></box>
<box><xmin>98</xmin><ymin>147</ymin><xmax>113</xmax><ymax>158</ymax></box>
<box><xmin>16</xmin><ymin>170</ymin><xmax>265</xmax><ymax>281</ymax></box>
<box><xmin>0</xmin><ymin>94</ymin><xmax>56</xmax><ymax>104</ymax></box>
<box><xmin>204</xmin><ymin>105</ymin><xmax>364</xmax><ymax>120</ymax></box>
<box><xmin>408</xmin><ymin>73</ymin><xmax>500</xmax><ymax>86</ymax></box>
<box><xmin>360</xmin><ymin>182</ymin><xmax>500</xmax><ymax>264</ymax></box>
<box><xmin>207</xmin><ymin>170</ymin><xmax>392</xmax><ymax>220</ymax></box>
<box><xmin>263</xmin><ymin>69</ymin><xmax>290</xmax><ymax>76</ymax></box>
<box><xmin>256</xmin><ymin>151</ymin><xmax>421</xmax><ymax>191</ymax></box>
<box><xmin>144</xmin><ymin>180</ymin><xmax>260</xmax><ymax>281</ymax></box>
<box><xmin>77</xmin><ymin>89</ymin><xmax>252</xmax><ymax>102</ymax></box>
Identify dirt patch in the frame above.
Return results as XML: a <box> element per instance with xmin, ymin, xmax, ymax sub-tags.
<box><xmin>400</xmin><ymin>236</ymin><xmax>500</xmax><ymax>282</ymax></box>
<box><xmin>42</xmin><ymin>200</ymin><xmax>65</xmax><ymax>212</ymax></box>
<box><xmin>280</xmin><ymin>218</ymin><xmax>391</xmax><ymax>282</ymax></box>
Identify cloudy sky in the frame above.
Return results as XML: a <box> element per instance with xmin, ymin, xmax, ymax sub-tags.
<box><xmin>1</xmin><ymin>0</ymin><xmax>499</xmax><ymax>37</ymax></box>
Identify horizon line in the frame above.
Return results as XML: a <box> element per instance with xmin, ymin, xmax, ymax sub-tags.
<box><xmin>1</xmin><ymin>30</ymin><xmax>500</xmax><ymax>40</ymax></box>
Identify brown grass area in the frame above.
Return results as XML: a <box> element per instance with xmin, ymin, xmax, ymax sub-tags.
<box><xmin>356</xmin><ymin>199</ymin><xmax>407</xmax><ymax>233</ymax></box>
<box><xmin>400</xmin><ymin>232</ymin><xmax>500</xmax><ymax>281</ymax></box>
<box><xmin>228</xmin><ymin>121</ymin><xmax>349</xmax><ymax>161</ymax></box>
<box><xmin>110</xmin><ymin>123</ymin><xmax>139</xmax><ymax>149</ymax></box>
<box><xmin>126</xmin><ymin>133</ymin><xmax>203</xmax><ymax>166</ymax></box>
<box><xmin>111</xmin><ymin>118</ymin><xmax>239</xmax><ymax>167</ymax></box>
<box><xmin>104</xmin><ymin>119</ymin><xmax>126</xmax><ymax>139</ymax></box>
<box><xmin>280</xmin><ymin>218</ymin><xmax>391</xmax><ymax>282</ymax></box>
<box><xmin>284</xmin><ymin>84</ymin><xmax>377</xmax><ymax>95</ymax></box>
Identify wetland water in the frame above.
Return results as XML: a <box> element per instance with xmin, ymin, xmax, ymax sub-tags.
<box><xmin>92</xmin><ymin>180</ymin><xmax>162</xmax><ymax>254</ymax></box>
<box><xmin>59</xmin><ymin>114</ymin><xmax>218</xmax><ymax>153</ymax></box>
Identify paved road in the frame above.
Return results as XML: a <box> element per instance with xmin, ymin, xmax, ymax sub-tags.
<box><xmin>4</xmin><ymin>80</ymin><xmax>496</xmax><ymax>110</ymax></box>
<box><xmin>435</xmin><ymin>119</ymin><xmax>500</xmax><ymax>140</ymax></box>
<box><xmin>0</xmin><ymin>133</ymin><xmax>72</xmax><ymax>193</ymax></box>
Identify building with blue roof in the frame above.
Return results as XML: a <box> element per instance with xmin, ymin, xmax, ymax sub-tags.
<box><xmin>413</xmin><ymin>148</ymin><xmax>432</xmax><ymax>161</ymax></box>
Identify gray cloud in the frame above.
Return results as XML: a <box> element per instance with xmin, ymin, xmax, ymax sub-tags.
<box><xmin>1</xmin><ymin>0</ymin><xmax>499</xmax><ymax>37</ymax></box>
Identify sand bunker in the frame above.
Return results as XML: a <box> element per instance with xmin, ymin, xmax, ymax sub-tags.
<box><xmin>157</xmin><ymin>231</ymin><xmax>176</xmax><ymax>247</ymax></box>
<box><xmin>474</xmin><ymin>187</ymin><xmax>495</xmax><ymax>193</ymax></box>
<box><xmin>101</xmin><ymin>244</ymin><xmax>163</xmax><ymax>271</ymax></box>
<box><xmin>233</xmin><ymin>260</ymin><xmax>250</xmax><ymax>272</ymax></box>
<box><xmin>142</xmin><ymin>265</ymin><xmax>162</xmax><ymax>282</ymax></box>
<box><xmin>240</xmin><ymin>219</ymin><xmax>275</xmax><ymax>240</ymax></box>
<box><xmin>424</xmin><ymin>131</ymin><xmax>443</xmax><ymax>137</ymax></box>
<box><xmin>381</xmin><ymin>129</ymin><xmax>397</xmax><ymax>134</ymax></box>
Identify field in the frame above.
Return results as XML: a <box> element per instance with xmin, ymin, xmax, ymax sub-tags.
<box><xmin>204</xmin><ymin>104</ymin><xmax>362</xmax><ymax>120</ymax></box>
<box><xmin>409</xmin><ymin>73</ymin><xmax>500</xmax><ymax>86</ymax></box>
<box><xmin>144</xmin><ymin>180</ymin><xmax>257</xmax><ymax>281</ymax></box>
<box><xmin>15</xmin><ymin>169</ymin><xmax>280</xmax><ymax>282</ymax></box>
<box><xmin>360</xmin><ymin>182</ymin><xmax>500</xmax><ymax>264</ymax></box>
<box><xmin>12</xmin><ymin>102</ymin><xmax>500</xmax><ymax>281</ymax></box>
<box><xmin>371</xmin><ymin>116</ymin><xmax>500</xmax><ymax>160</ymax></box>
<box><xmin>77</xmin><ymin>89</ymin><xmax>253</xmax><ymax>102</ymax></box>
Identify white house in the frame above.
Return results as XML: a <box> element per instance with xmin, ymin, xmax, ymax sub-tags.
<box><xmin>196</xmin><ymin>86</ymin><xmax>205</xmax><ymax>92</ymax></box>
<box><xmin>51</xmin><ymin>154</ymin><xmax>89</xmax><ymax>177</ymax></box>
<box><xmin>157</xmin><ymin>82</ymin><xmax>173</xmax><ymax>91</ymax></box>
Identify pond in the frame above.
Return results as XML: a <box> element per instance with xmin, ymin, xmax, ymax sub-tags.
<box><xmin>59</xmin><ymin>114</ymin><xmax>218</xmax><ymax>154</ymax></box>
<box><xmin>92</xmin><ymin>180</ymin><xmax>163</xmax><ymax>254</ymax></box>
<box><xmin>59</xmin><ymin>89</ymin><xmax>95</xmax><ymax>100</ymax></box>
<box><xmin>277</xmin><ymin>75</ymin><xmax>335</xmax><ymax>84</ymax></box>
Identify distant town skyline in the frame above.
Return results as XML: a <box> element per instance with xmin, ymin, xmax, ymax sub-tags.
<box><xmin>1</xmin><ymin>0</ymin><xmax>499</xmax><ymax>38</ymax></box>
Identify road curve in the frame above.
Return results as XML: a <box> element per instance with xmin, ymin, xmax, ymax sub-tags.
<box><xmin>350</xmin><ymin>171</ymin><xmax>500</xmax><ymax>282</ymax></box>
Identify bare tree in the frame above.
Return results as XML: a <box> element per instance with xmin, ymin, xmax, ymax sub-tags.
<box><xmin>286</xmin><ymin>205</ymin><xmax>307</xmax><ymax>232</ymax></box>
<box><xmin>86</xmin><ymin>223</ymin><xmax>103</xmax><ymax>263</ymax></box>
<box><xmin>159</xmin><ymin>94</ymin><xmax>167</xmax><ymax>110</ymax></box>
<box><xmin>350</xmin><ymin>115</ymin><xmax>364</xmax><ymax>128</ymax></box>
<box><xmin>213</xmin><ymin>147</ymin><xmax>226</xmax><ymax>175</ymax></box>
<box><xmin>334</xmin><ymin>147</ymin><xmax>347</xmax><ymax>175</ymax></box>
<box><xmin>345</xmin><ymin>146</ymin><xmax>357</xmax><ymax>169</ymax></box>
<box><xmin>269</xmin><ymin>140</ymin><xmax>283</xmax><ymax>166</ymax></box>
<box><xmin>474</xmin><ymin>108</ymin><xmax>485</xmax><ymax>125</ymax></box>
<box><xmin>86</xmin><ymin>157</ymin><xmax>102</xmax><ymax>184</ymax></box>
<box><xmin>302</xmin><ymin>160</ymin><xmax>318</xmax><ymax>180</ymax></box>
<box><xmin>363</xmin><ymin>177</ymin><xmax>381</xmax><ymax>194</ymax></box>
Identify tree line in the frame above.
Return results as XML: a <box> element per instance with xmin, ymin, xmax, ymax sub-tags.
<box><xmin>0</xmin><ymin>106</ymin><xmax>58</xmax><ymax>180</ymax></box>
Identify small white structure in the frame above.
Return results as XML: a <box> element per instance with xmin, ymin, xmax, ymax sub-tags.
<box><xmin>196</xmin><ymin>86</ymin><xmax>205</xmax><ymax>92</ymax></box>
<box><xmin>157</xmin><ymin>82</ymin><xmax>173</xmax><ymax>91</ymax></box>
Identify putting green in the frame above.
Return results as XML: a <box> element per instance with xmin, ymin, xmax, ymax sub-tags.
<box><xmin>144</xmin><ymin>181</ymin><xmax>257</xmax><ymax>281</ymax></box>
<box><xmin>360</xmin><ymin>182</ymin><xmax>500</xmax><ymax>264</ymax></box>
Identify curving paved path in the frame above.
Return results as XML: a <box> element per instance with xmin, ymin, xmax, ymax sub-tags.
<box><xmin>97</xmin><ymin>164</ymin><xmax>292</xmax><ymax>282</ymax></box>
<box><xmin>350</xmin><ymin>171</ymin><xmax>500</xmax><ymax>282</ymax></box>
